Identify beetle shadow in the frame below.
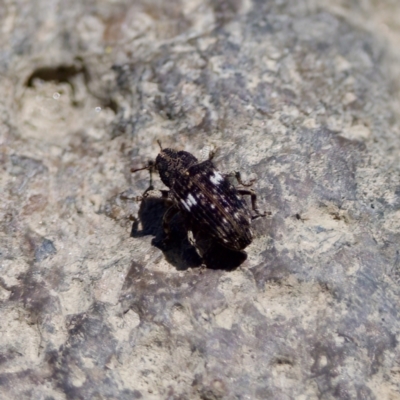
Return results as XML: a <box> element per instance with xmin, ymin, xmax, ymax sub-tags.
<box><xmin>187</xmin><ymin>229</ymin><xmax>248</xmax><ymax>270</ymax></box>
<box><xmin>131</xmin><ymin>199</ymin><xmax>247</xmax><ymax>271</ymax></box>
<box><xmin>131</xmin><ymin>198</ymin><xmax>201</xmax><ymax>270</ymax></box>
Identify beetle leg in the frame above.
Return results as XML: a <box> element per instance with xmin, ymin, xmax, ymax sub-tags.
<box><xmin>234</xmin><ymin>171</ymin><xmax>256</xmax><ymax>187</ymax></box>
<box><xmin>135</xmin><ymin>189</ymin><xmax>171</xmax><ymax>202</ymax></box>
<box><xmin>223</xmin><ymin>171</ymin><xmax>256</xmax><ymax>187</ymax></box>
<box><xmin>237</xmin><ymin>189</ymin><xmax>267</xmax><ymax>219</ymax></box>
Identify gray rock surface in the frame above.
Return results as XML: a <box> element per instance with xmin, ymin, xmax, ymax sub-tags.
<box><xmin>1</xmin><ymin>0</ymin><xmax>400</xmax><ymax>399</ymax></box>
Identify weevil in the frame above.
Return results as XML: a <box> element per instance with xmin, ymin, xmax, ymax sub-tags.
<box><xmin>132</xmin><ymin>143</ymin><xmax>265</xmax><ymax>254</ymax></box>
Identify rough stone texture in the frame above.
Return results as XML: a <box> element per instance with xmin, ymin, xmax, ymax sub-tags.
<box><xmin>1</xmin><ymin>0</ymin><xmax>400</xmax><ymax>399</ymax></box>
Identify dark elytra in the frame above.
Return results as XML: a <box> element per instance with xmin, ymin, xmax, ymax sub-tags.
<box><xmin>132</xmin><ymin>145</ymin><xmax>265</xmax><ymax>256</ymax></box>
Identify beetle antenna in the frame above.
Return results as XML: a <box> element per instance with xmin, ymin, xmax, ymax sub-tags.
<box><xmin>157</xmin><ymin>140</ymin><xmax>163</xmax><ymax>150</ymax></box>
<box><xmin>131</xmin><ymin>165</ymin><xmax>149</xmax><ymax>173</ymax></box>
<box><xmin>131</xmin><ymin>160</ymin><xmax>155</xmax><ymax>174</ymax></box>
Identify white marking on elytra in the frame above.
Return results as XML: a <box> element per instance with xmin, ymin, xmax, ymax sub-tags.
<box><xmin>181</xmin><ymin>199</ymin><xmax>190</xmax><ymax>211</ymax></box>
<box><xmin>186</xmin><ymin>193</ymin><xmax>197</xmax><ymax>207</ymax></box>
<box><xmin>222</xmin><ymin>218</ymin><xmax>227</xmax><ymax>223</ymax></box>
<box><xmin>187</xmin><ymin>230</ymin><xmax>196</xmax><ymax>246</ymax></box>
<box><xmin>210</xmin><ymin>171</ymin><xmax>224</xmax><ymax>185</ymax></box>
<box><xmin>211</xmin><ymin>204</ymin><xmax>216</xmax><ymax>209</ymax></box>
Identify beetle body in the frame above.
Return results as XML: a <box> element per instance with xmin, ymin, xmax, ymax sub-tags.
<box><xmin>155</xmin><ymin>148</ymin><xmax>253</xmax><ymax>251</ymax></box>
